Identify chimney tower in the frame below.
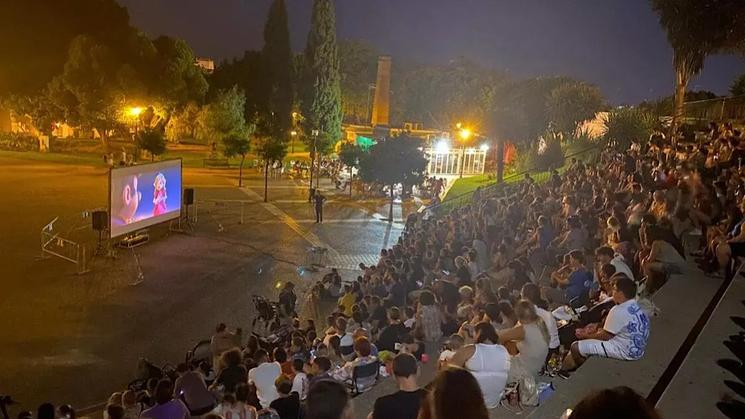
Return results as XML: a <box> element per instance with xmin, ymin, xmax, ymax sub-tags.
<box><xmin>371</xmin><ymin>56</ymin><xmax>391</xmax><ymax>127</ymax></box>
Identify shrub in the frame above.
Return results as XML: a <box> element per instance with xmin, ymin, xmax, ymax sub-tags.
<box><xmin>515</xmin><ymin>135</ymin><xmax>565</xmax><ymax>173</ymax></box>
<box><xmin>563</xmin><ymin>130</ymin><xmax>602</xmax><ymax>164</ymax></box>
<box><xmin>603</xmin><ymin>107</ymin><xmax>658</xmax><ymax>149</ymax></box>
<box><xmin>135</xmin><ymin>128</ymin><xmax>166</xmax><ymax>161</ymax></box>
<box><xmin>0</xmin><ymin>132</ymin><xmax>39</xmax><ymax>152</ymax></box>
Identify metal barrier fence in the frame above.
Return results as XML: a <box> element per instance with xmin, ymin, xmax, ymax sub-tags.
<box><xmin>40</xmin><ymin>216</ymin><xmax>90</xmax><ymax>274</ymax></box>
<box><xmin>684</xmin><ymin>95</ymin><xmax>745</xmax><ymax>123</ymax></box>
<box><xmin>430</xmin><ymin>146</ymin><xmax>600</xmax><ymax>214</ymax></box>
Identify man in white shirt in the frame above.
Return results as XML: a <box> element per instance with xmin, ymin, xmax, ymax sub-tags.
<box><xmin>561</xmin><ymin>275</ymin><xmax>650</xmax><ymax>372</ymax></box>
<box><xmin>290</xmin><ymin>359</ymin><xmax>309</xmax><ymax>400</ymax></box>
<box><xmin>247</xmin><ymin>349</ymin><xmax>281</xmax><ymax>409</ymax></box>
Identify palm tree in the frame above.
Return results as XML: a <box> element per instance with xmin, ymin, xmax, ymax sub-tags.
<box><xmin>650</xmin><ymin>0</ymin><xmax>745</xmax><ymax>140</ymax></box>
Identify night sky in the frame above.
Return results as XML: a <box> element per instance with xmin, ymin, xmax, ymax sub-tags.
<box><xmin>119</xmin><ymin>0</ymin><xmax>744</xmax><ymax>105</ymax></box>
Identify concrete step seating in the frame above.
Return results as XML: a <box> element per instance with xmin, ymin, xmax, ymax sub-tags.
<box><xmin>532</xmin><ymin>264</ymin><xmax>724</xmax><ymax>417</ymax></box>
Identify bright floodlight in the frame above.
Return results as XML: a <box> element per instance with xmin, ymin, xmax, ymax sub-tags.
<box><xmin>480</xmin><ymin>143</ymin><xmax>489</xmax><ymax>151</ymax></box>
<box><xmin>459</xmin><ymin>128</ymin><xmax>472</xmax><ymax>141</ymax></box>
<box><xmin>129</xmin><ymin>107</ymin><xmax>144</xmax><ymax>117</ymax></box>
<box><xmin>435</xmin><ymin>140</ymin><xmax>450</xmax><ymax>154</ymax></box>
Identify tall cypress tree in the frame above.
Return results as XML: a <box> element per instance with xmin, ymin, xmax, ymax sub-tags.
<box><xmin>261</xmin><ymin>0</ymin><xmax>293</xmax><ymax>142</ymax></box>
<box><xmin>302</xmin><ymin>0</ymin><xmax>343</xmax><ymax>154</ymax></box>
<box><xmin>257</xmin><ymin>0</ymin><xmax>292</xmax><ymax>201</ymax></box>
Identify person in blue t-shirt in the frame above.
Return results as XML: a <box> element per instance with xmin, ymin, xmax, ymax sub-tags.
<box><xmin>546</xmin><ymin>250</ymin><xmax>592</xmax><ymax>307</ymax></box>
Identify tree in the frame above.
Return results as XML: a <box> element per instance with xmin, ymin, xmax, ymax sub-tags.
<box><xmin>731</xmin><ymin>73</ymin><xmax>745</xmax><ymax>97</ymax></box>
<box><xmin>223</xmin><ymin>132</ymin><xmax>253</xmax><ymax>187</ymax></box>
<box><xmin>483</xmin><ymin>76</ymin><xmax>571</xmax><ymax>182</ymax></box>
<box><xmin>5</xmin><ymin>91</ymin><xmax>65</xmax><ymax>136</ymax></box>
<box><xmin>547</xmin><ymin>81</ymin><xmax>605</xmax><ymax>136</ymax></box>
<box><xmin>209</xmin><ymin>52</ymin><xmax>263</xmax><ymax>115</ymax></box>
<box><xmin>338</xmin><ymin>142</ymin><xmax>364</xmax><ymax>198</ymax></box>
<box><xmin>603</xmin><ymin>107</ymin><xmax>658</xmax><ymax>150</ymax></box>
<box><xmin>165</xmin><ymin>102</ymin><xmax>201</xmax><ymax>142</ymax></box>
<box><xmin>259</xmin><ymin>0</ymin><xmax>293</xmax><ymax>140</ymax></box>
<box><xmin>253</xmin><ymin>0</ymin><xmax>294</xmax><ymax>202</ymax></box>
<box><xmin>359</xmin><ymin>135</ymin><xmax>428</xmax><ymax>221</ymax></box>
<box><xmin>254</xmin><ymin>132</ymin><xmax>287</xmax><ymax>202</ymax></box>
<box><xmin>136</xmin><ymin>128</ymin><xmax>166</xmax><ymax>161</ymax></box>
<box><xmin>486</xmin><ymin>76</ymin><xmax>573</xmax><ymax>145</ymax></box>
<box><xmin>0</xmin><ymin>0</ymin><xmax>132</xmax><ymax>98</ymax></box>
<box><xmin>196</xmin><ymin>87</ymin><xmax>249</xmax><ymax>144</ymax></box>
<box><xmin>338</xmin><ymin>40</ymin><xmax>380</xmax><ymax>123</ymax></box>
<box><xmin>302</xmin><ymin>0</ymin><xmax>343</xmax><ymax>160</ymax></box>
<box><xmin>151</xmin><ymin>36</ymin><xmax>208</xmax><ymax>109</ymax></box>
<box><xmin>396</xmin><ymin>58</ymin><xmax>506</xmax><ymax>128</ymax></box>
<box><xmin>650</xmin><ymin>0</ymin><xmax>745</xmax><ymax>138</ymax></box>
<box><xmin>48</xmin><ymin>35</ymin><xmax>131</xmax><ymax>143</ymax></box>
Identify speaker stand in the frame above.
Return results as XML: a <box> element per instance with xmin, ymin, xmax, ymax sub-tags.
<box><xmin>94</xmin><ymin>229</ymin><xmax>110</xmax><ymax>256</ymax></box>
<box><xmin>170</xmin><ymin>206</ymin><xmax>194</xmax><ymax>235</ymax></box>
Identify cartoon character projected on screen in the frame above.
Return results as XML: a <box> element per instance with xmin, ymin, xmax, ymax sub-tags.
<box><xmin>113</xmin><ymin>175</ymin><xmax>142</xmax><ymax>226</ymax></box>
<box><xmin>152</xmin><ymin>172</ymin><xmax>168</xmax><ymax>216</ymax></box>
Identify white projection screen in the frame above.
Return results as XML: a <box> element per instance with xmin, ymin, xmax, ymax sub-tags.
<box><xmin>109</xmin><ymin>159</ymin><xmax>182</xmax><ymax>238</ymax></box>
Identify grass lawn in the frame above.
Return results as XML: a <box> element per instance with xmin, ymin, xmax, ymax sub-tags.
<box><xmin>444</xmin><ymin>174</ymin><xmax>495</xmax><ymax>199</ymax></box>
<box><xmin>443</xmin><ymin>167</ymin><xmax>560</xmax><ymax>201</ymax></box>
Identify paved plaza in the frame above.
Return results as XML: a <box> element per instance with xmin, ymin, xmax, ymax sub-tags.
<box><xmin>0</xmin><ymin>156</ymin><xmax>404</xmax><ymax>415</ymax></box>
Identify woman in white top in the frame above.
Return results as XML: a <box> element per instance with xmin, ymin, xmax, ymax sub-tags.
<box><xmin>499</xmin><ymin>300</ymin><xmax>550</xmax><ymax>383</ymax></box>
<box><xmin>449</xmin><ymin>321</ymin><xmax>511</xmax><ymax>409</ymax></box>
<box><xmin>521</xmin><ymin>283</ymin><xmax>560</xmax><ymax>351</ymax></box>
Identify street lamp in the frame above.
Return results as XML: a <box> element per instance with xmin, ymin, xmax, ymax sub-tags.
<box><xmin>458</xmin><ymin>128</ymin><xmax>472</xmax><ymax>178</ymax></box>
<box><xmin>128</xmin><ymin>107</ymin><xmax>144</xmax><ymax>142</ymax></box>
<box><xmin>309</xmin><ymin>129</ymin><xmax>320</xmax><ymax>200</ymax></box>
<box><xmin>290</xmin><ymin>130</ymin><xmax>298</xmax><ymax>154</ymax></box>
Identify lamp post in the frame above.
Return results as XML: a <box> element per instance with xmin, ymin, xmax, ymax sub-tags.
<box><xmin>290</xmin><ymin>130</ymin><xmax>297</xmax><ymax>154</ymax></box>
<box><xmin>128</xmin><ymin>106</ymin><xmax>144</xmax><ymax>162</ymax></box>
<box><xmin>309</xmin><ymin>129</ymin><xmax>319</xmax><ymax>201</ymax></box>
<box><xmin>129</xmin><ymin>107</ymin><xmax>144</xmax><ymax>138</ymax></box>
<box><xmin>458</xmin><ymin>127</ymin><xmax>472</xmax><ymax>178</ymax></box>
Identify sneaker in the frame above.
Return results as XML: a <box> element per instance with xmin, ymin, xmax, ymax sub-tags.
<box><xmin>557</xmin><ymin>370</ymin><xmax>571</xmax><ymax>379</ymax></box>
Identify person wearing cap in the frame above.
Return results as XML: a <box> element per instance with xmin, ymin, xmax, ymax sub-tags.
<box><xmin>369</xmin><ymin>353</ymin><xmax>424</xmax><ymax>419</ymax></box>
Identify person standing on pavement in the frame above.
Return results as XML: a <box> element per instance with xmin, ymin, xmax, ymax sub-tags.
<box><xmin>309</xmin><ymin>187</ymin><xmax>316</xmax><ymax>203</ymax></box>
<box><xmin>278</xmin><ymin>282</ymin><xmax>297</xmax><ymax>319</ymax></box>
<box><xmin>314</xmin><ymin>192</ymin><xmax>326</xmax><ymax>223</ymax></box>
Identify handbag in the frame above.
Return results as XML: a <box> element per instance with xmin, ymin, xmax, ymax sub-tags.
<box><xmin>519</xmin><ymin>375</ymin><xmax>539</xmax><ymax>407</ymax></box>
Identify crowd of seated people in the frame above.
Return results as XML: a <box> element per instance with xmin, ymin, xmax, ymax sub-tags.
<box><xmin>18</xmin><ymin>365</ymin><xmax>662</xmax><ymax>419</ymax></box>
<box><xmin>15</xmin><ymin>122</ymin><xmax>745</xmax><ymax>419</ymax></box>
